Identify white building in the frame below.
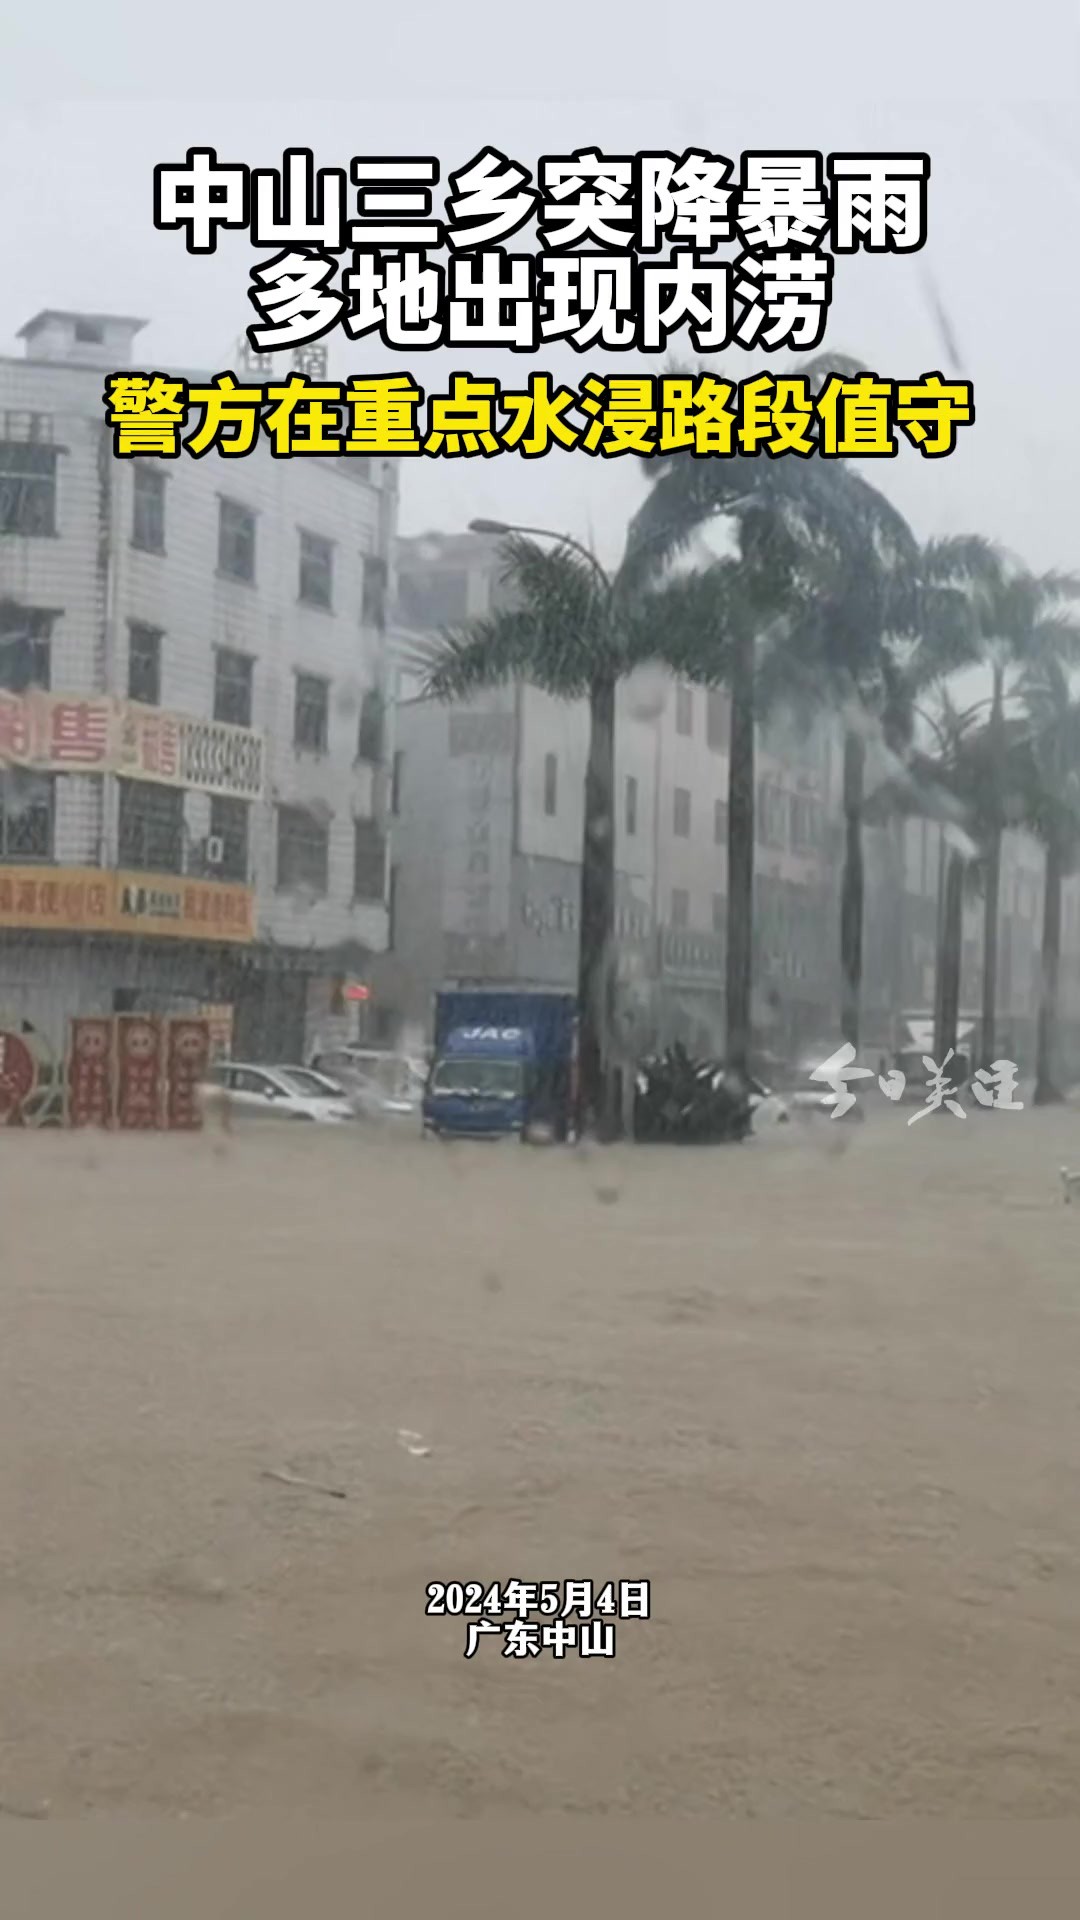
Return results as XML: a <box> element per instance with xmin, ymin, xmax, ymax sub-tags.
<box><xmin>379</xmin><ymin>530</ymin><xmax>1072</xmax><ymax>1077</ymax></box>
<box><xmin>376</xmin><ymin>531</ymin><xmax>839</xmax><ymax>1062</ymax></box>
<box><xmin>0</xmin><ymin>309</ymin><xmax>396</xmax><ymax>1064</ymax></box>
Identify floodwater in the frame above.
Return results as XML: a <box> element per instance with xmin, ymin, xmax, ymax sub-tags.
<box><xmin>4</xmin><ymin>1105</ymin><xmax>1080</xmax><ymax>1818</ymax></box>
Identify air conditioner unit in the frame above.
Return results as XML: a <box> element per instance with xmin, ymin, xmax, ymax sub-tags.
<box><xmin>205</xmin><ymin>835</ymin><xmax>225</xmax><ymax>868</ymax></box>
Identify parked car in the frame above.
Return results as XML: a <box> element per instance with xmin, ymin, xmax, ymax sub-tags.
<box><xmin>202</xmin><ymin>1062</ymin><xmax>355</xmax><ymax>1124</ymax></box>
<box><xmin>309</xmin><ymin>1047</ymin><xmax>427</xmax><ymax>1120</ymax></box>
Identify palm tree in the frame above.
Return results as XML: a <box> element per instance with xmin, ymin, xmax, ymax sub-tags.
<box><xmin>423</xmin><ymin>533</ymin><xmax>734</xmax><ymax>1136</ymax></box>
<box><xmin>892</xmin><ymin>689</ymin><xmax>1028</xmax><ymax>1071</ymax></box>
<box><xmin>768</xmin><ymin>533</ymin><xmax>998</xmax><ymax>1049</ymax></box>
<box><xmin>1015</xmin><ymin>658</ymin><xmax>1080</xmax><ymax>1103</ymax></box>
<box><xmin>960</xmin><ymin>562</ymin><xmax>1080</xmax><ymax>1070</ymax></box>
<box><xmin>628</xmin><ymin>424</ymin><xmax>933</xmax><ymax>1069</ymax></box>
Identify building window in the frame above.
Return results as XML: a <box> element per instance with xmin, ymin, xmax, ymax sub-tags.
<box><xmin>361</xmin><ymin>554</ymin><xmax>388</xmax><ymax>628</ymax></box>
<box><xmin>543</xmin><ymin>752</ymin><xmax>558</xmax><ymax>816</ymax></box>
<box><xmin>396</xmin><ymin>565</ymin><xmax>469</xmax><ymax>629</ymax></box>
<box><xmin>712</xmin><ymin>893</ymin><xmax>725</xmax><ymax>935</ymax></box>
<box><xmin>714</xmin><ymin>797</ymin><xmax>728</xmax><ymax>845</ymax></box>
<box><xmin>757</xmin><ymin>781</ymin><xmax>787</xmax><ymax>849</ymax></box>
<box><xmin>0</xmin><ymin>771</ymin><xmax>54</xmax><ymax>860</ymax></box>
<box><xmin>671</xmin><ymin>887</ymin><xmax>689</xmax><ymax>929</ymax></box>
<box><xmin>790</xmin><ymin>796</ymin><xmax>821</xmax><ymax>852</ymax></box>
<box><xmin>673</xmin><ymin>786</ymin><xmax>691</xmax><ymax>837</ymax></box>
<box><xmin>299</xmin><ymin>529</ymin><xmax>334</xmax><ymax>609</ymax></box>
<box><xmin>74</xmin><ymin>318</ymin><xmax>105</xmax><ymax>344</ymax></box>
<box><xmin>706</xmin><ymin>689</ymin><xmax>729</xmax><ymax>751</ymax></box>
<box><xmin>0</xmin><ymin>606</ymin><xmax>52</xmax><ymax>691</ymax></box>
<box><xmin>277</xmin><ymin>805</ymin><xmax>329</xmax><ymax>894</ymax></box>
<box><xmin>390</xmin><ymin>749</ymin><xmax>404</xmax><ymax>815</ymax></box>
<box><xmin>675</xmin><ymin>684</ymin><xmax>693</xmax><ymax>735</ymax></box>
<box><xmin>208</xmin><ymin>795</ymin><xmax>249</xmax><ymax>882</ymax></box>
<box><xmin>213</xmin><ymin>647</ymin><xmax>253</xmax><ymax>727</ymax></box>
<box><xmin>127</xmin><ymin>623</ymin><xmax>162</xmax><ymax>705</ymax></box>
<box><xmin>0</xmin><ymin>440</ymin><xmax>58</xmax><ymax>537</ymax></box>
<box><xmin>353</xmin><ymin>817</ymin><xmax>386</xmax><ymax>901</ymax></box>
<box><xmin>357</xmin><ymin>687</ymin><xmax>384</xmax><ymax>764</ymax></box>
<box><xmin>625</xmin><ymin>774</ymin><xmax>638</xmax><ymax>837</ymax></box>
<box><xmin>132</xmin><ymin>464</ymin><xmax>166</xmax><ymax>555</ymax></box>
<box><xmin>294</xmin><ymin>672</ymin><xmax>329</xmax><ymax>752</ymax></box>
<box><xmin>117</xmin><ymin>779</ymin><xmax>184</xmax><ymax>873</ymax></box>
<box><xmin>217</xmin><ymin>497</ymin><xmax>256</xmax><ymax>583</ymax></box>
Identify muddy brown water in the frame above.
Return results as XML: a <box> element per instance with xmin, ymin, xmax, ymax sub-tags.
<box><xmin>3</xmin><ymin>1107</ymin><xmax>1080</xmax><ymax>1816</ymax></box>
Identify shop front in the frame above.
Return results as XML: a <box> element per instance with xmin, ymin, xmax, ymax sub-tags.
<box><xmin>0</xmin><ymin>865</ymin><xmax>256</xmax><ymax>1074</ymax></box>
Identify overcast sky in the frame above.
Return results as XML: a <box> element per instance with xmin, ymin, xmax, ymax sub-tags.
<box><xmin>2</xmin><ymin>0</ymin><xmax>1077</xmax><ymax>571</ymax></box>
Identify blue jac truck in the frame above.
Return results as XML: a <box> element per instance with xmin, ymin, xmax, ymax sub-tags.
<box><xmin>422</xmin><ymin>989</ymin><xmax>578</xmax><ymax>1140</ymax></box>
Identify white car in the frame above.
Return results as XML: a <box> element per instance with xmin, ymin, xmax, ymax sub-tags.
<box><xmin>203</xmin><ymin>1062</ymin><xmax>355</xmax><ymax>1124</ymax></box>
<box><xmin>309</xmin><ymin>1047</ymin><xmax>427</xmax><ymax>1120</ymax></box>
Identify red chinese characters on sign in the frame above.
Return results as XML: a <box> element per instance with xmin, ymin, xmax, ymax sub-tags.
<box><xmin>67</xmin><ymin>1018</ymin><xmax>116</xmax><ymax>1128</ymax></box>
<box><xmin>0</xmin><ymin>1030</ymin><xmax>37</xmax><ymax>1126</ymax></box>
<box><xmin>165</xmin><ymin>1018</ymin><xmax>211</xmax><ymax>1130</ymax></box>
<box><xmin>48</xmin><ymin>699</ymin><xmax>111</xmax><ymax>767</ymax></box>
<box><xmin>133</xmin><ymin>710</ymin><xmax>181</xmax><ymax>779</ymax></box>
<box><xmin>115</xmin><ymin>1014</ymin><xmax>164</xmax><ymax>1130</ymax></box>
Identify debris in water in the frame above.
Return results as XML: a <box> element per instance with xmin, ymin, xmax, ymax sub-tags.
<box><xmin>594</xmin><ymin>1185</ymin><xmax>621</xmax><ymax>1205</ymax></box>
<box><xmin>633</xmin><ymin>1046</ymin><xmax>753</xmax><ymax>1144</ymax></box>
<box><xmin>397</xmin><ymin>1429</ymin><xmax>431</xmax><ymax>1458</ymax></box>
<box><xmin>261</xmin><ymin>1469</ymin><xmax>347</xmax><ymax>1500</ymax></box>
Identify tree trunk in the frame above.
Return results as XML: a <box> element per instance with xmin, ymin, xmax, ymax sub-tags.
<box><xmin>725</xmin><ymin>626</ymin><xmax>755</xmax><ymax>1076</ymax></box>
<box><xmin>980</xmin><ymin>664</ymin><xmax>1004</xmax><ymax>1070</ymax></box>
<box><xmin>935</xmin><ymin>846</ymin><xmax>964</xmax><ymax>1070</ymax></box>
<box><xmin>839</xmin><ymin>728</ymin><xmax>865</xmax><ymax>1050</ymax></box>
<box><xmin>576</xmin><ymin>673</ymin><xmax>617</xmax><ymax>1138</ymax></box>
<box><xmin>1034</xmin><ymin>835</ymin><xmax>1063</xmax><ymax>1105</ymax></box>
<box><xmin>980</xmin><ymin>828</ymin><xmax>1001</xmax><ymax>1069</ymax></box>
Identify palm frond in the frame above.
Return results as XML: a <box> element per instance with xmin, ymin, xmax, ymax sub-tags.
<box><xmin>1027</xmin><ymin>610</ymin><xmax>1080</xmax><ymax>663</ymax></box>
<box><xmin>621</xmin><ymin>560</ymin><xmax>744</xmax><ymax>684</ymax></box>
<box><xmin>424</xmin><ymin>535</ymin><xmax>617</xmax><ymax>701</ymax></box>
<box><xmin>920</xmin><ymin>534</ymin><xmax>1004</xmax><ymax>588</ymax></box>
<box><xmin>422</xmin><ymin>609</ymin><xmax>542</xmax><ymax>701</ymax></box>
<box><xmin>497</xmin><ymin>533</ymin><xmax>600</xmax><ymax>628</ymax></box>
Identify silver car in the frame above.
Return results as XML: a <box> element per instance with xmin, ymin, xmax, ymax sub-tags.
<box><xmin>203</xmin><ymin>1062</ymin><xmax>355</xmax><ymax>1124</ymax></box>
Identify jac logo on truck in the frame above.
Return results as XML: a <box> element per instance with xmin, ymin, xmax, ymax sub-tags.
<box><xmin>459</xmin><ymin>1026</ymin><xmax>523</xmax><ymax>1042</ymax></box>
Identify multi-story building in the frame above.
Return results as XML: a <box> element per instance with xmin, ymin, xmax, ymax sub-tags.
<box><xmin>375</xmin><ymin>531</ymin><xmax>840</xmax><ymax>1062</ymax></box>
<box><xmin>0</xmin><ymin>309</ymin><xmax>395</xmax><ymax>1066</ymax></box>
<box><xmin>379</xmin><ymin>529</ymin><xmax>1074</xmax><ymax>1082</ymax></box>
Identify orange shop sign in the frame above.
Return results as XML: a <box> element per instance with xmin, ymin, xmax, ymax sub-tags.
<box><xmin>0</xmin><ymin>866</ymin><xmax>255</xmax><ymax>943</ymax></box>
<box><xmin>113</xmin><ymin>872</ymin><xmax>255</xmax><ymax>941</ymax></box>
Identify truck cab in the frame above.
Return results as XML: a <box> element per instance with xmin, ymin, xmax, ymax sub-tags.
<box><xmin>422</xmin><ymin>990</ymin><xmax>577</xmax><ymax>1141</ymax></box>
<box><xmin>423</xmin><ymin>1025</ymin><xmax>532</xmax><ymax>1138</ymax></box>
